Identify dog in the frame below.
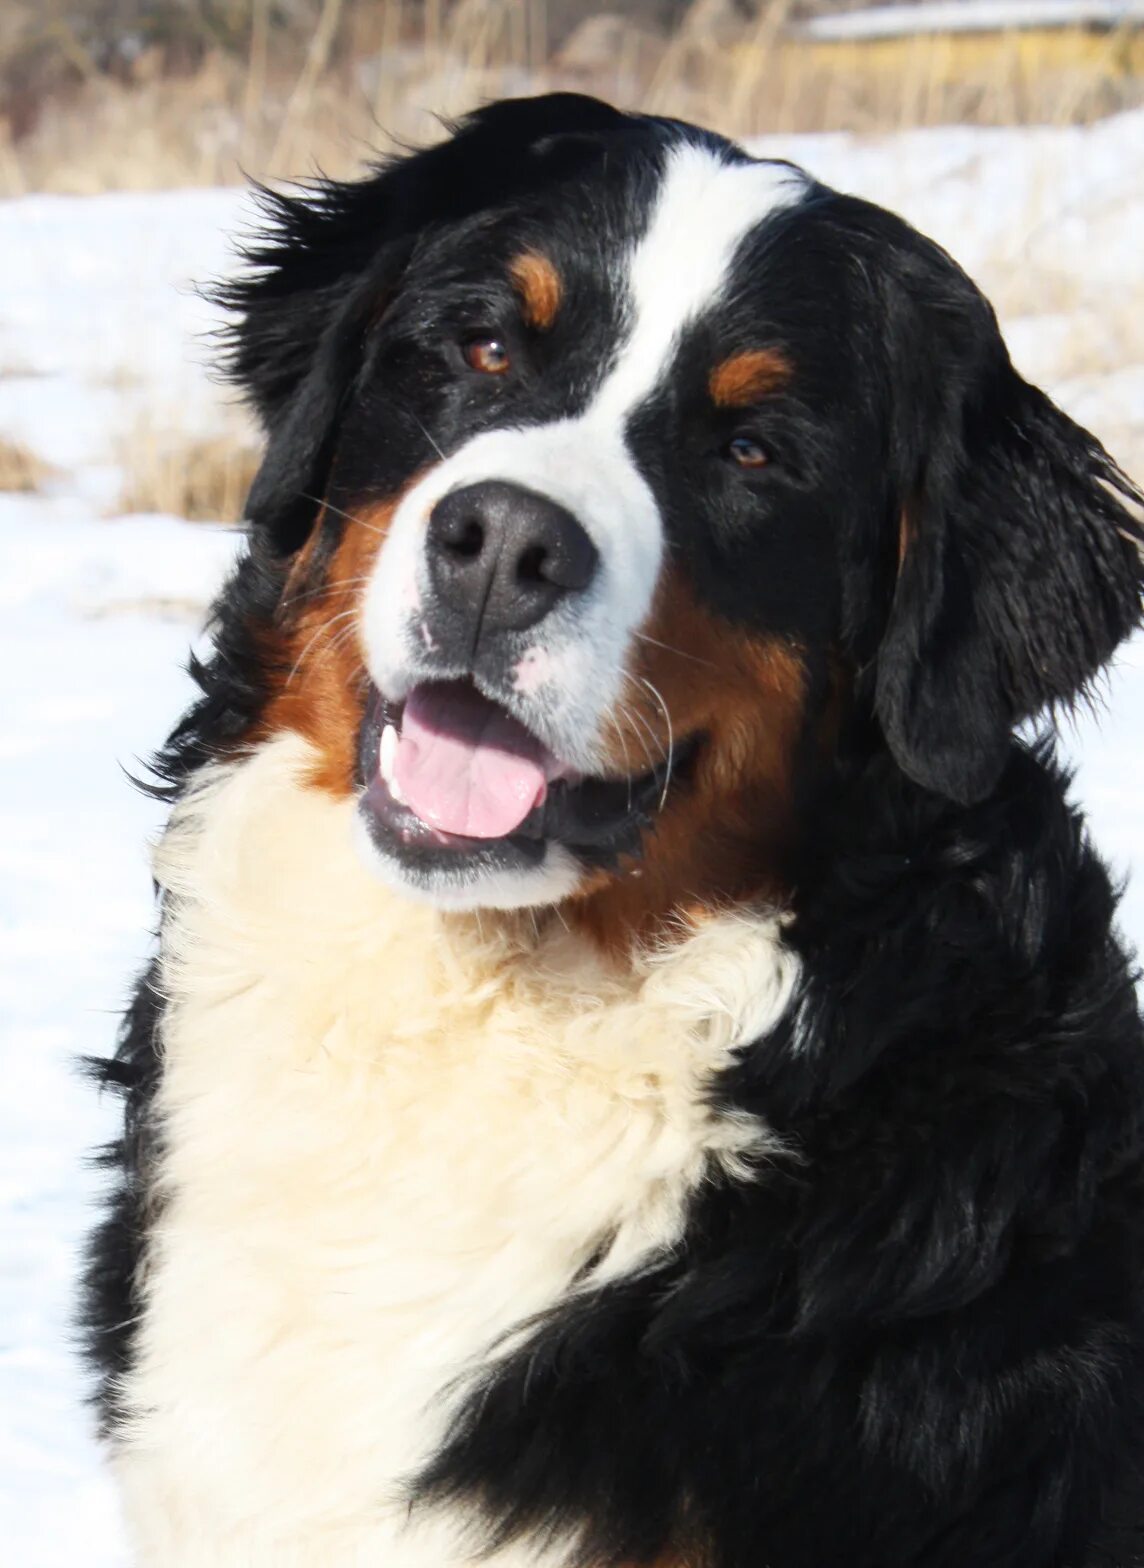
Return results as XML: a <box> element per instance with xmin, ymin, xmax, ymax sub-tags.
<box><xmin>84</xmin><ymin>94</ymin><xmax>1144</xmax><ymax>1567</ymax></box>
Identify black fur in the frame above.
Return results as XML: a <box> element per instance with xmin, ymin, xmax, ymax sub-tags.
<box><xmin>80</xmin><ymin>957</ymin><xmax>165</xmax><ymax>1428</ymax></box>
<box><xmin>84</xmin><ymin>94</ymin><xmax>1144</xmax><ymax>1565</ymax></box>
<box><xmin>216</xmin><ymin>93</ymin><xmax>632</xmax><ymax>554</ymax></box>
<box><xmin>416</xmin><ymin>744</ymin><xmax>1144</xmax><ymax>1568</ymax></box>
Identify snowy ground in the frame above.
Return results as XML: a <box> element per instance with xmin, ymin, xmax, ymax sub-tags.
<box><xmin>2</xmin><ymin>113</ymin><xmax>1143</xmax><ymax>1564</ymax></box>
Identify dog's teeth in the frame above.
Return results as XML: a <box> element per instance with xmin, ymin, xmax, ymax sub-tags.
<box><xmin>379</xmin><ymin>723</ymin><xmax>398</xmax><ymax>785</ymax></box>
<box><xmin>379</xmin><ymin>723</ymin><xmax>409</xmax><ymax>805</ymax></box>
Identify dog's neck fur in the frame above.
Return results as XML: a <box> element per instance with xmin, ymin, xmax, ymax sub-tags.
<box><xmin>118</xmin><ymin>732</ymin><xmax>798</xmax><ymax>1562</ymax></box>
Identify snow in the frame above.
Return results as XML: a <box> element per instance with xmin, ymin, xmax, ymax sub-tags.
<box><xmin>2</xmin><ymin>113</ymin><xmax>1143</xmax><ymax>1565</ymax></box>
<box><xmin>797</xmin><ymin>2</ymin><xmax>1144</xmax><ymax>42</ymax></box>
<box><xmin>0</xmin><ymin>506</ymin><xmax>239</xmax><ymax>1567</ymax></box>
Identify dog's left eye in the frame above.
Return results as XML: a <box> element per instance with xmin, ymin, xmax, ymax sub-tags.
<box><xmin>726</xmin><ymin>435</ymin><xmax>769</xmax><ymax>470</ymax></box>
<box><xmin>463</xmin><ymin>337</ymin><xmax>512</xmax><ymax>375</ymax></box>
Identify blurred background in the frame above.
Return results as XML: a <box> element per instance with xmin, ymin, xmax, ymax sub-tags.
<box><xmin>2</xmin><ymin>5</ymin><xmax>1144</xmax><ymax>1565</ymax></box>
<box><xmin>6</xmin><ymin>0</ymin><xmax>1144</xmax><ymax>191</ymax></box>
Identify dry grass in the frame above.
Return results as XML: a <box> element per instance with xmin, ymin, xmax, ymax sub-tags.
<box><xmin>2</xmin><ymin>1</ymin><xmax>1143</xmax><ymax>195</ymax></box>
<box><xmin>116</xmin><ymin>424</ymin><xmax>261</xmax><ymax>523</ymax></box>
<box><xmin>0</xmin><ymin>435</ymin><xmax>54</xmax><ymax>492</ymax></box>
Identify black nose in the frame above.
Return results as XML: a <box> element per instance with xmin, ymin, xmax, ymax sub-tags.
<box><xmin>426</xmin><ymin>480</ymin><xmax>599</xmax><ymax>645</ymax></box>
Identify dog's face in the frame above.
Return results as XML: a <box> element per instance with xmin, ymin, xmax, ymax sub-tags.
<box><xmin>225</xmin><ymin>95</ymin><xmax>1141</xmax><ymax>929</ymax></box>
<box><xmin>351</xmin><ymin>140</ymin><xmax>834</xmax><ymax>912</ymax></box>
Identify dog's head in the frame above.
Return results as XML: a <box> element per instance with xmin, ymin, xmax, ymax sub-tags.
<box><xmin>223</xmin><ymin>94</ymin><xmax>1143</xmax><ymax>932</ymax></box>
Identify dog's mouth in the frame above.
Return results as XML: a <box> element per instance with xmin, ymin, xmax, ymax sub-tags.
<box><xmin>356</xmin><ymin>679</ymin><xmax>694</xmax><ymax>873</ymax></box>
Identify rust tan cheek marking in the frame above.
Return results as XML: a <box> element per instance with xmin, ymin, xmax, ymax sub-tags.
<box><xmin>257</xmin><ymin>498</ymin><xmax>397</xmax><ymax>797</ymax></box>
<box><xmin>709</xmin><ymin>348</ymin><xmax>791</xmax><ymax>408</ymax></box>
<box><xmin>570</xmin><ymin>566</ymin><xmax>808</xmax><ymax>950</ymax></box>
<box><xmin>509</xmin><ymin>251</ymin><xmax>563</xmax><ymax>332</ymax></box>
<box><xmin>613</xmin><ymin>1528</ymin><xmax>713</xmax><ymax>1568</ymax></box>
<box><xmin>898</xmin><ymin>503</ymin><xmax>916</xmax><ymax>573</ymax></box>
<box><xmin>614</xmin><ymin>1555</ymin><xmax>709</xmax><ymax>1568</ymax></box>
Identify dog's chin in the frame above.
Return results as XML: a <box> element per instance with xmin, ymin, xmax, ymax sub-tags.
<box><xmin>352</xmin><ymin>680</ymin><xmax>690</xmax><ymax>912</ymax></box>
<box><xmin>352</xmin><ymin>814</ymin><xmax>587</xmax><ymax>911</ymax></box>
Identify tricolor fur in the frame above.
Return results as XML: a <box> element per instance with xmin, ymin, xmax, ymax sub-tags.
<box><xmin>84</xmin><ymin>95</ymin><xmax>1144</xmax><ymax>1567</ymax></box>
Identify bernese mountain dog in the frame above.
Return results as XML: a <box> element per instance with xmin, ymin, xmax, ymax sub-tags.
<box><xmin>84</xmin><ymin>94</ymin><xmax>1144</xmax><ymax>1567</ymax></box>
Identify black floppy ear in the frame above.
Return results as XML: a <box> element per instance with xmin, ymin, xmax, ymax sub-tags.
<box><xmin>216</xmin><ymin>92</ymin><xmax>627</xmax><ymax>555</ymax></box>
<box><xmin>873</xmin><ymin>243</ymin><xmax>1143</xmax><ymax>804</ymax></box>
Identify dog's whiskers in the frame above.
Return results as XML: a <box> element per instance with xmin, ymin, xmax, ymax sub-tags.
<box><xmin>638</xmin><ymin>677</ymin><xmax>675</xmax><ymax>810</ymax></box>
<box><xmin>633</xmin><ymin>631</ymin><xmax>716</xmax><ymax>669</ymax></box>
<box><xmin>603</xmin><ymin>709</ymin><xmax>637</xmax><ymax>811</ymax></box>
<box><xmin>286</xmin><ymin>609</ymin><xmax>359</xmax><ymax>685</ymax></box>
<box><xmin>308</xmin><ymin>620</ymin><xmax>364</xmax><ymax>678</ymax></box>
<box><xmin>408</xmin><ymin>411</ymin><xmax>448</xmax><ymax>463</ymax></box>
<box><xmin>283</xmin><ymin>574</ymin><xmax>372</xmax><ymax>609</ymax></box>
<box><xmin>614</xmin><ymin>698</ymin><xmax>660</xmax><ymax>782</ymax></box>
<box><xmin>299</xmin><ymin>493</ymin><xmax>393</xmax><ymax>539</ymax></box>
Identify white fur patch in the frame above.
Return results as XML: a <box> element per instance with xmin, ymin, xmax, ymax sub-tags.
<box><xmin>353</xmin><ymin>810</ymin><xmax>586</xmax><ymax>912</ymax></box>
<box><xmin>595</xmin><ymin>143</ymin><xmax>803</xmax><ymax>423</ymax></box>
<box><xmin>114</xmin><ymin>733</ymin><xmax>799</xmax><ymax>1566</ymax></box>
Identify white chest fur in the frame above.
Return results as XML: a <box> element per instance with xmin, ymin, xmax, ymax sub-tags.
<box><xmin>114</xmin><ymin>734</ymin><xmax>798</xmax><ymax>1567</ymax></box>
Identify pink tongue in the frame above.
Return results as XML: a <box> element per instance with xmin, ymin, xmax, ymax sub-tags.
<box><xmin>393</xmin><ymin>683</ymin><xmax>550</xmax><ymax>839</ymax></box>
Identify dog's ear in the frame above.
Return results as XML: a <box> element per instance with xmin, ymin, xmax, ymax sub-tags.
<box><xmin>217</xmin><ymin>93</ymin><xmax>627</xmax><ymax>555</ymax></box>
<box><xmin>870</xmin><ymin>226</ymin><xmax>1144</xmax><ymax>804</ymax></box>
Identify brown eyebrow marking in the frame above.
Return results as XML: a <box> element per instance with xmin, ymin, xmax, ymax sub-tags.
<box><xmin>709</xmin><ymin>348</ymin><xmax>792</xmax><ymax>407</ymax></box>
<box><xmin>509</xmin><ymin>251</ymin><xmax>563</xmax><ymax>331</ymax></box>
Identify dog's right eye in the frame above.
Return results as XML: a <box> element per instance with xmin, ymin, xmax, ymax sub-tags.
<box><xmin>726</xmin><ymin>435</ymin><xmax>769</xmax><ymax>470</ymax></box>
<box><xmin>462</xmin><ymin>337</ymin><xmax>512</xmax><ymax>376</ymax></box>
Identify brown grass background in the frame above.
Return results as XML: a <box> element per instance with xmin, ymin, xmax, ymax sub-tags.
<box><xmin>5</xmin><ymin>1</ymin><xmax>1144</xmax><ymax>196</ymax></box>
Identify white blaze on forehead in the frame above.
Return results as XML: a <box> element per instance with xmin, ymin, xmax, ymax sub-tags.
<box><xmin>594</xmin><ymin>142</ymin><xmax>806</xmax><ymax>423</ymax></box>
